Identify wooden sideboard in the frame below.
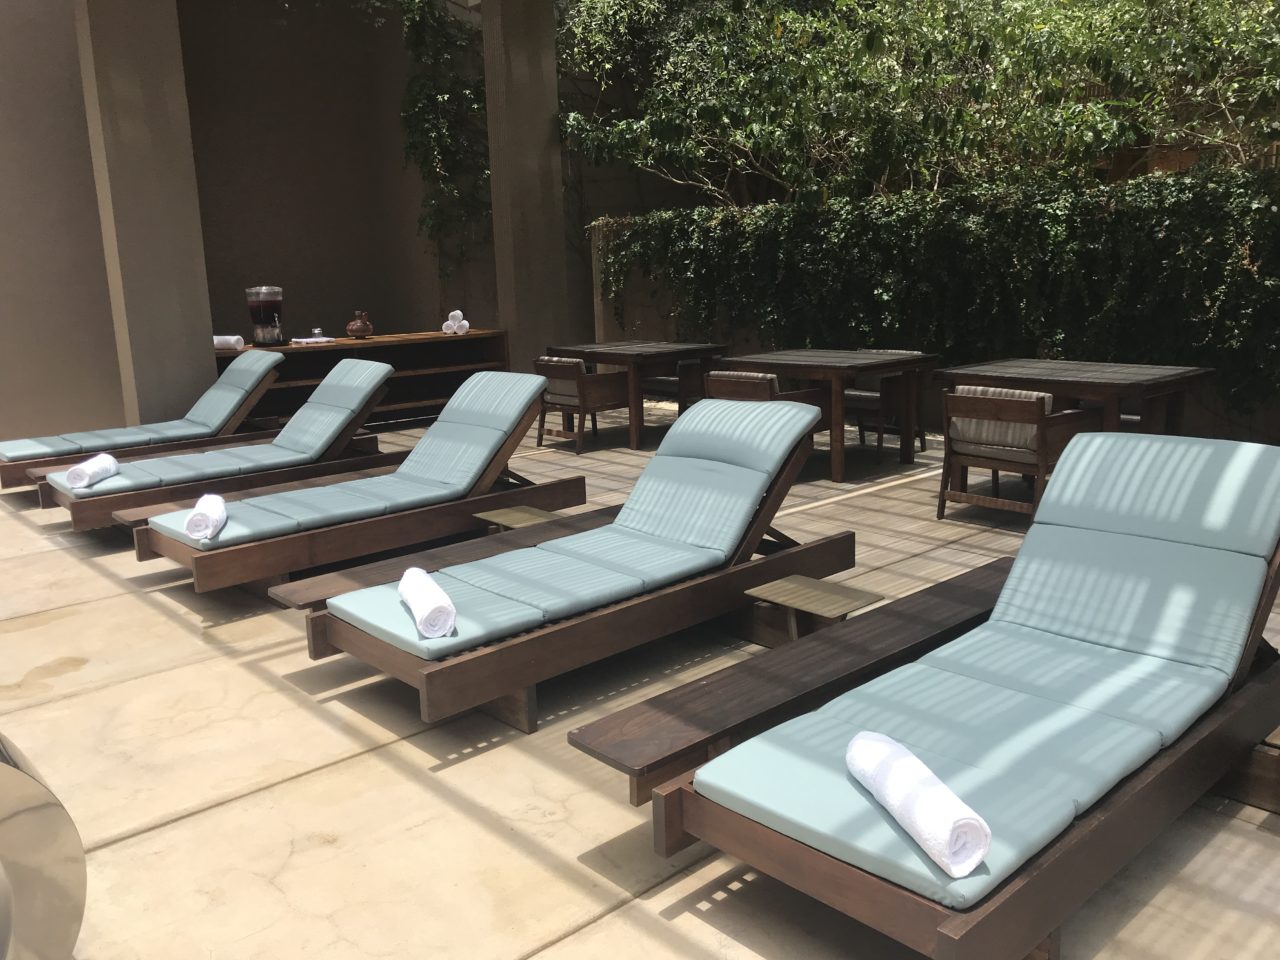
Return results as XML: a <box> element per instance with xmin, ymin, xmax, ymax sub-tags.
<box><xmin>215</xmin><ymin>329</ymin><xmax>509</xmax><ymax>428</ymax></box>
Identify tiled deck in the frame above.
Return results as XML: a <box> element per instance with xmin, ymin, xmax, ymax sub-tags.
<box><xmin>1</xmin><ymin>406</ymin><xmax>1276</xmax><ymax>959</ymax></box>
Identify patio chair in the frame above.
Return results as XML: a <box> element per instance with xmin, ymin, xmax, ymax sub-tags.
<box><xmin>127</xmin><ymin>372</ymin><xmax>587</xmax><ymax>592</ymax></box>
<box><xmin>648</xmin><ymin>431</ymin><xmax>1280</xmax><ymax>960</ymax></box>
<box><xmin>641</xmin><ymin>358</ymin><xmax>705</xmax><ymax>413</ymax></box>
<box><xmin>843</xmin><ymin>349</ymin><xmax>929</xmax><ymax>454</ymax></box>
<box><xmin>0</xmin><ymin>350</ymin><xmax>283</xmax><ymax>489</ymax></box>
<box><xmin>274</xmin><ymin>398</ymin><xmax>855</xmax><ymax>733</ymax></box>
<box><xmin>39</xmin><ymin>358</ymin><xmax>394</xmax><ymax>531</ymax></box>
<box><xmin>703</xmin><ymin>372</ymin><xmax>830</xmax><ymax>428</ymax></box>
<box><xmin>533</xmin><ymin>356</ymin><xmax>629</xmax><ymax>454</ymax></box>
<box><xmin>937</xmin><ymin>385</ymin><xmax>1100</xmax><ymax>519</ymax></box>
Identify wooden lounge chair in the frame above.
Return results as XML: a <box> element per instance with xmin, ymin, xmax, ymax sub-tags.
<box><xmin>123</xmin><ymin>372</ymin><xmax>586</xmax><ymax>592</ymax></box>
<box><xmin>635</xmin><ymin>431</ymin><xmax>1280</xmax><ymax>960</ymax></box>
<box><xmin>938</xmin><ymin>384</ymin><xmax>1101</xmax><ymax>519</ymax></box>
<box><xmin>38</xmin><ymin>359</ymin><xmax>395</xmax><ymax>531</ymax></box>
<box><xmin>0</xmin><ymin>350</ymin><xmax>283</xmax><ymax>489</ymax></box>
<box><xmin>271</xmin><ymin>398</ymin><xmax>856</xmax><ymax>733</ymax></box>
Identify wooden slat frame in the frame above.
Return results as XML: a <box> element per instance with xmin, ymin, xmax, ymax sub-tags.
<box><xmin>0</xmin><ymin>368</ymin><xmax>281</xmax><ymax>489</ymax></box>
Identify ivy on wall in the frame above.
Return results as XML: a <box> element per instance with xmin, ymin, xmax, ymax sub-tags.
<box><xmin>596</xmin><ymin>168</ymin><xmax>1280</xmax><ymax>411</ymax></box>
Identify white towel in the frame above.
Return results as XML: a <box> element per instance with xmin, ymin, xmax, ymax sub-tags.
<box><xmin>66</xmin><ymin>453</ymin><xmax>119</xmax><ymax>489</ymax></box>
<box><xmin>845</xmin><ymin>731</ymin><xmax>991</xmax><ymax>879</ymax></box>
<box><xmin>455</xmin><ymin>319</ymin><xmax>470</xmax><ymax>334</ymax></box>
<box><xmin>213</xmin><ymin>335</ymin><xmax>245</xmax><ymax>350</ymax></box>
<box><xmin>398</xmin><ymin>566</ymin><xmax>457</xmax><ymax>638</ymax></box>
<box><xmin>290</xmin><ymin>336</ymin><xmax>336</xmax><ymax>345</ymax></box>
<box><xmin>184</xmin><ymin>494</ymin><xmax>228</xmax><ymax>541</ymax></box>
<box><xmin>441</xmin><ymin>319</ymin><xmax>456</xmax><ymax>334</ymax></box>
<box><xmin>443</xmin><ymin>309</ymin><xmax>467</xmax><ymax>335</ymax></box>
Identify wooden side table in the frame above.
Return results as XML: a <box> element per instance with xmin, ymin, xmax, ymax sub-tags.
<box><xmin>743</xmin><ymin>575</ymin><xmax>882</xmax><ymax>647</ymax></box>
<box><xmin>473</xmin><ymin>505</ymin><xmax>561</xmax><ymax>532</ymax></box>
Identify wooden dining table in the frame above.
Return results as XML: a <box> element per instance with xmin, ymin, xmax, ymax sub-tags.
<box><xmin>935</xmin><ymin>359</ymin><xmax>1214</xmax><ymax>434</ymax></box>
<box><xmin>717</xmin><ymin>349</ymin><xmax>939</xmax><ymax>481</ymax></box>
<box><xmin>545</xmin><ymin>340</ymin><xmax>724</xmax><ymax>449</ymax></box>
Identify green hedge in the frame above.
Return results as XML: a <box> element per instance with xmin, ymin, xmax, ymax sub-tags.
<box><xmin>595</xmin><ymin>169</ymin><xmax>1280</xmax><ymax>411</ymax></box>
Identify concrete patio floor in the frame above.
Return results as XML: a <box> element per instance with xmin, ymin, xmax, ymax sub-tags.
<box><xmin>1</xmin><ymin>406</ymin><xmax>1276</xmax><ymax>960</ymax></box>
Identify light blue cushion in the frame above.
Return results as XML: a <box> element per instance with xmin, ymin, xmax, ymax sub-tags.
<box><xmin>214</xmin><ymin>349</ymin><xmax>284</xmax><ymax>391</ymax></box>
<box><xmin>693</xmin><ymin>709</ymin><xmax>1078</xmax><ymax>909</ymax></box>
<box><xmin>991</xmin><ymin>524</ymin><xmax>1265</xmax><ymax>678</ymax></box>
<box><xmin>396</xmin><ymin>420</ymin><xmax>506</xmax><ymax>490</ymax></box>
<box><xmin>60</xmin><ymin>426</ymin><xmax>154</xmax><ymax>451</ymax></box>
<box><xmin>139</xmin><ymin>419</ymin><xmax>212</xmax><ymax>443</ymax></box>
<box><xmin>814</xmin><ymin>664</ymin><xmax>1162</xmax><ymax>811</ymax></box>
<box><xmin>539</xmin><ymin>526</ymin><xmax>724</xmax><ymax>590</ymax></box>
<box><xmin>436</xmin><ymin>370</ymin><xmax>547</xmax><ymax>431</ymax></box>
<box><xmin>615</xmin><ymin>456</ymin><xmax>771</xmax><ymax>557</ymax></box>
<box><xmin>272</xmin><ymin>403</ymin><xmax>354</xmax><ymax>457</ymax></box>
<box><xmin>654</xmin><ymin>398</ymin><xmax>819</xmax><ymax>475</ymax></box>
<box><xmin>338</xmin><ymin>474</ymin><xmax>458</xmax><ymax>510</ymax></box>
<box><xmin>303</xmin><ymin>358</ymin><xmax>394</xmax><ymax>411</ymax></box>
<box><xmin>0</xmin><ymin>436</ymin><xmax>82</xmax><ymax>461</ymax></box>
<box><xmin>443</xmin><ymin>548</ymin><xmax>644</xmax><ymax>620</ymax></box>
<box><xmin>921</xmin><ymin>621</ymin><xmax>1228</xmax><ymax>746</ymax></box>
<box><xmin>148</xmin><ymin>502</ymin><xmax>303</xmax><ymax>550</ymax></box>
<box><xmin>327</xmin><ymin>573</ymin><xmax>545</xmax><ymax>660</ymax></box>
<box><xmin>219</xmin><ymin>445</ymin><xmax>312</xmax><ymax>472</ymax></box>
<box><xmin>186</xmin><ymin>384</ymin><xmax>250</xmax><ymax>430</ymax></box>
<box><xmin>242</xmin><ymin>486</ymin><xmax>387</xmax><ymax>530</ymax></box>
<box><xmin>1038</xmin><ymin>433</ymin><xmax>1280</xmax><ymax>558</ymax></box>
<box><xmin>127</xmin><ymin>451</ymin><xmax>248</xmax><ymax>485</ymax></box>
<box><xmin>47</xmin><ymin>463</ymin><xmax>163</xmax><ymax>497</ymax></box>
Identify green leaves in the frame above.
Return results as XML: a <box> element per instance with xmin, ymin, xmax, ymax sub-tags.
<box><xmin>596</xmin><ymin>169</ymin><xmax>1280</xmax><ymax>412</ymax></box>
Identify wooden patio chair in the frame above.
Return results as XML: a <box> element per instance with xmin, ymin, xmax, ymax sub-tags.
<box><xmin>704</xmin><ymin>371</ymin><xmax>830</xmax><ymax>428</ymax></box>
<box><xmin>533</xmin><ymin>356</ymin><xmax>629</xmax><ymax>454</ymax></box>
<box><xmin>639</xmin><ymin>431</ymin><xmax>1280</xmax><ymax>960</ymax></box>
<box><xmin>270</xmin><ymin>398</ymin><xmax>855</xmax><ymax>734</ymax></box>
<box><xmin>121</xmin><ymin>372</ymin><xmax>587</xmax><ymax>592</ymax></box>
<box><xmin>0</xmin><ymin>350</ymin><xmax>283</xmax><ymax>489</ymax></box>
<box><xmin>642</xmin><ymin>358</ymin><xmax>705</xmax><ymax>412</ymax></box>
<box><xmin>843</xmin><ymin>349</ymin><xmax>930</xmax><ymax>453</ymax></box>
<box><xmin>37</xmin><ymin>358</ymin><xmax>395</xmax><ymax>531</ymax></box>
<box><xmin>937</xmin><ymin>385</ymin><xmax>1100</xmax><ymax>519</ymax></box>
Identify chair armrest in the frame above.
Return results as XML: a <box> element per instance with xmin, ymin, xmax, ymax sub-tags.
<box><xmin>582</xmin><ymin>370</ymin><xmax>630</xmax><ymax>407</ymax></box>
<box><xmin>1042</xmin><ymin>407</ymin><xmax>1104</xmax><ymax>460</ymax></box>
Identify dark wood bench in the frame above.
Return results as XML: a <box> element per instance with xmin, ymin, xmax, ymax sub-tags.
<box><xmin>569</xmin><ymin>558</ymin><xmax>1013</xmax><ymax>805</ymax></box>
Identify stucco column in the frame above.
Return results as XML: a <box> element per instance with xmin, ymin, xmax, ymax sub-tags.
<box><xmin>481</xmin><ymin>0</ymin><xmax>579</xmax><ymax>370</ymax></box>
<box><xmin>76</xmin><ymin>0</ymin><xmax>214</xmax><ymax>423</ymax></box>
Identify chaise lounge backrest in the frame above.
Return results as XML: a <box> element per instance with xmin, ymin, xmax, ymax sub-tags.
<box><xmin>614</xmin><ymin>398</ymin><xmax>819</xmax><ymax>559</ymax></box>
<box><xmin>991</xmin><ymin>433</ymin><xmax>1280</xmax><ymax>683</ymax></box>
<box><xmin>270</xmin><ymin>359</ymin><xmax>394</xmax><ymax>457</ymax></box>
<box><xmin>396</xmin><ymin>371</ymin><xmax>547</xmax><ymax>491</ymax></box>
<box><xmin>183</xmin><ymin>350</ymin><xmax>286</xmax><ymax>432</ymax></box>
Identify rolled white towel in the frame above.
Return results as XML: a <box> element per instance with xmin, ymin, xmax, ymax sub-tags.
<box><xmin>441</xmin><ymin>319</ymin><xmax>457</xmax><ymax>334</ymax></box>
<box><xmin>455</xmin><ymin>319</ymin><xmax>469</xmax><ymax>334</ymax></box>
<box><xmin>66</xmin><ymin>453</ymin><xmax>119</xmax><ymax>489</ymax></box>
<box><xmin>213</xmin><ymin>335</ymin><xmax>245</xmax><ymax>350</ymax></box>
<box><xmin>398</xmin><ymin>566</ymin><xmax>457</xmax><ymax>638</ymax></box>
<box><xmin>846</xmin><ymin>731</ymin><xmax>991</xmax><ymax>879</ymax></box>
<box><xmin>184</xmin><ymin>494</ymin><xmax>228</xmax><ymax>541</ymax></box>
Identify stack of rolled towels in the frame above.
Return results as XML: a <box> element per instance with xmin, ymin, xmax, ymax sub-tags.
<box><xmin>845</xmin><ymin>731</ymin><xmax>991</xmax><ymax>879</ymax></box>
<box><xmin>213</xmin><ymin>335</ymin><xmax>245</xmax><ymax>350</ymax></box>
<box><xmin>66</xmin><ymin>453</ymin><xmax>119</xmax><ymax>489</ymax></box>
<box><xmin>441</xmin><ymin>309</ymin><xmax>469</xmax><ymax>335</ymax></box>
<box><xmin>398</xmin><ymin>567</ymin><xmax>457</xmax><ymax>638</ymax></box>
<box><xmin>184</xmin><ymin>494</ymin><xmax>228</xmax><ymax>542</ymax></box>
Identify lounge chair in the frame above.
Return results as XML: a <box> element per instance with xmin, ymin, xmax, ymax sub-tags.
<box><xmin>127</xmin><ymin>372</ymin><xmax>587</xmax><ymax>591</ymax></box>
<box><xmin>274</xmin><ymin>398</ymin><xmax>856</xmax><ymax>733</ymax></box>
<box><xmin>39</xmin><ymin>358</ymin><xmax>395</xmax><ymax>531</ymax></box>
<box><xmin>0</xmin><ymin>350</ymin><xmax>283</xmax><ymax>489</ymax></box>
<box><xmin>645</xmin><ymin>432</ymin><xmax>1280</xmax><ymax>960</ymax></box>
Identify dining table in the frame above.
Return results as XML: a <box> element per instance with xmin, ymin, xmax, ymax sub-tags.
<box><xmin>717</xmin><ymin>349</ymin><xmax>939</xmax><ymax>481</ymax></box>
<box><xmin>545</xmin><ymin>340</ymin><xmax>724</xmax><ymax>449</ymax></box>
<box><xmin>935</xmin><ymin>359</ymin><xmax>1214</xmax><ymax>434</ymax></box>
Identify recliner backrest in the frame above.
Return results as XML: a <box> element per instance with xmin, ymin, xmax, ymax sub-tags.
<box><xmin>272</xmin><ymin>359</ymin><xmax>393</xmax><ymax>457</ymax></box>
<box><xmin>183</xmin><ymin>350</ymin><xmax>285</xmax><ymax>431</ymax></box>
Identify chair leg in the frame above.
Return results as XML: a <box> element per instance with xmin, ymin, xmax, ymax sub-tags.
<box><xmin>917</xmin><ymin>427</ymin><xmax>927</xmax><ymax>453</ymax></box>
<box><xmin>536</xmin><ymin>408</ymin><xmax>546</xmax><ymax>447</ymax></box>
<box><xmin>875</xmin><ymin>416</ymin><xmax>885</xmax><ymax>452</ymax></box>
<box><xmin>1032</xmin><ymin>474</ymin><xmax>1048</xmax><ymax>512</ymax></box>
<box><xmin>591</xmin><ymin>412</ymin><xmax>598</xmax><ymax>438</ymax></box>
<box><xmin>576</xmin><ymin>409</ymin><xmax>587</xmax><ymax>454</ymax></box>
<box><xmin>856</xmin><ymin>414</ymin><xmax>866</xmax><ymax>446</ymax></box>
<box><xmin>959</xmin><ymin>465</ymin><xmax>969</xmax><ymax>493</ymax></box>
<box><xmin>937</xmin><ymin>450</ymin><xmax>952</xmax><ymax>519</ymax></box>
<box><xmin>991</xmin><ymin>470</ymin><xmax>1000</xmax><ymax>497</ymax></box>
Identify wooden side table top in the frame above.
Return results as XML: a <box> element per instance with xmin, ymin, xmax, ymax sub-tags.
<box><xmin>745</xmin><ymin>575</ymin><xmax>883</xmax><ymax>619</ymax></box>
<box><xmin>215</xmin><ymin>329</ymin><xmax>504</xmax><ymax>357</ymax></box>
<box><xmin>473</xmin><ymin>505</ymin><xmax>562</xmax><ymax>531</ymax></box>
<box><xmin>547</xmin><ymin>340</ymin><xmax>724</xmax><ymax>364</ymax></box>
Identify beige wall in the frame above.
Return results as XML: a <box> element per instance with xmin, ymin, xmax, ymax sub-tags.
<box><xmin>0</xmin><ymin>1</ymin><xmax>123</xmax><ymax>439</ymax></box>
<box><xmin>176</xmin><ymin>0</ymin><xmax>444</xmax><ymax>341</ymax></box>
<box><xmin>78</xmin><ymin>0</ymin><xmax>217</xmax><ymax>423</ymax></box>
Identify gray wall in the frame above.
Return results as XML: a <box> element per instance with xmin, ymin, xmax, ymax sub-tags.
<box><xmin>0</xmin><ymin>1</ymin><xmax>123</xmax><ymax>438</ymax></box>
